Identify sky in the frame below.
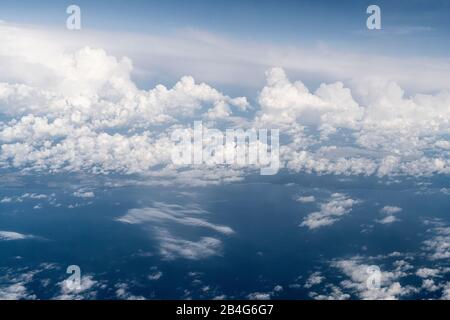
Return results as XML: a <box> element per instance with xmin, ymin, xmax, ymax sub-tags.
<box><xmin>2</xmin><ymin>0</ymin><xmax>450</xmax><ymax>54</ymax></box>
<box><xmin>0</xmin><ymin>0</ymin><xmax>449</xmax><ymax>301</ymax></box>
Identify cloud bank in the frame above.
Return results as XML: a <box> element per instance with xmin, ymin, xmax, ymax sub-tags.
<box><xmin>0</xmin><ymin>22</ymin><xmax>449</xmax><ymax>185</ymax></box>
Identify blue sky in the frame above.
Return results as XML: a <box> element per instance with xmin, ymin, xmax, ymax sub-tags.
<box><xmin>1</xmin><ymin>0</ymin><xmax>450</xmax><ymax>56</ymax></box>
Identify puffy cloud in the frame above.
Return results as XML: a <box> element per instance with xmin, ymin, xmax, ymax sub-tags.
<box><xmin>421</xmin><ymin>279</ymin><xmax>440</xmax><ymax>292</ymax></box>
<box><xmin>377</xmin><ymin>215</ymin><xmax>399</xmax><ymax>225</ymax></box>
<box><xmin>295</xmin><ymin>195</ymin><xmax>315</xmax><ymax>203</ymax></box>
<box><xmin>260</xmin><ymin>68</ymin><xmax>450</xmax><ymax>178</ymax></box>
<box><xmin>304</xmin><ymin>272</ymin><xmax>325</xmax><ymax>288</ymax></box>
<box><xmin>115</xmin><ymin>283</ymin><xmax>145</xmax><ymax>300</ymax></box>
<box><xmin>257</xmin><ymin>68</ymin><xmax>362</xmax><ymax>129</ymax></box>
<box><xmin>377</xmin><ymin>207</ymin><xmax>402</xmax><ymax>225</ymax></box>
<box><xmin>156</xmin><ymin>229</ymin><xmax>223</xmax><ymax>261</ymax></box>
<box><xmin>0</xmin><ymin>271</ymin><xmax>36</xmax><ymax>300</ymax></box>
<box><xmin>246</xmin><ymin>292</ymin><xmax>272</xmax><ymax>300</ymax></box>
<box><xmin>416</xmin><ymin>268</ymin><xmax>441</xmax><ymax>278</ymax></box>
<box><xmin>300</xmin><ymin>193</ymin><xmax>359</xmax><ymax>230</ymax></box>
<box><xmin>0</xmin><ymin>24</ymin><xmax>250</xmax><ymax>184</ymax></box>
<box><xmin>442</xmin><ymin>282</ymin><xmax>450</xmax><ymax>300</ymax></box>
<box><xmin>56</xmin><ymin>275</ymin><xmax>98</xmax><ymax>300</ymax></box>
<box><xmin>380</xmin><ymin>206</ymin><xmax>402</xmax><ymax>215</ymax></box>
<box><xmin>332</xmin><ymin>258</ymin><xmax>412</xmax><ymax>300</ymax></box>
<box><xmin>423</xmin><ymin>227</ymin><xmax>450</xmax><ymax>260</ymax></box>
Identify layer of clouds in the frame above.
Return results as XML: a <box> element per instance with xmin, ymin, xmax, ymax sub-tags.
<box><xmin>0</xmin><ymin>22</ymin><xmax>449</xmax><ymax>184</ymax></box>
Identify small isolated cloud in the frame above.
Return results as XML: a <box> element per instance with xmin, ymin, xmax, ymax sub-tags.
<box><xmin>295</xmin><ymin>195</ymin><xmax>315</xmax><ymax>203</ymax></box>
<box><xmin>73</xmin><ymin>191</ymin><xmax>95</xmax><ymax>198</ymax></box>
<box><xmin>273</xmin><ymin>285</ymin><xmax>283</xmax><ymax>293</ymax></box>
<box><xmin>0</xmin><ymin>231</ymin><xmax>33</xmax><ymax>241</ymax></box>
<box><xmin>423</xmin><ymin>226</ymin><xmax>450</xmax><ymax>260</ymax></box>
<box><xmin>376</xmin><ymin>206</ymin><xmax>402</xmax><ymax>224</ymax></box>
<box><xmin>300</xmin><ymin>193</ymin><xmax>359</xmax><ymax>230</ymax></box>
<box><xmin>148</xmin><ymin>267</ymin><xmax>163</xmax><ymax>281</ymax></box>
<box><xmin>377</xmin><ymin>215</ymin><xmax>399</xmax><ymax>225</ymax></box>
<box><xmin>0</xmin><ymin>197</ymin><xmax>13</xmax><ymax>203</ymax></box>
<box><xmin>380</xmin><ymin>206</ymin><xmax>402</xmax><ymax>215</ymax></box>
<box><xmin>157</xmin><ymin>229</ymin><xmax>223</xmax><ymax>261</ymax></box>
<box><xmin>115</xmin><ymin>283</ymin><xmax>145</xmax><ymax>300</ymax></box>
<box><xmin>442</xmin><ymin>282</ymin><xmax>450</xmax><ymax>300</ymax></box>
<box><xmin>117</xmin><ymin>203</ymin><xmax>233</xmax><ymax>261</ymax></box>
<box><xmin>304</xmin><ymin>272</ymin><xmax>325</xmax><ymax>289</ymax></box>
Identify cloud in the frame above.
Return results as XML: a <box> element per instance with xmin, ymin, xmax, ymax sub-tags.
<box><xmin>156</xmin><ymin>229</ymin><xmax>223</xmax><ymax>261</ymax></box>
<box><xmin>380</xmin><ymin>206</ymin><xmax>402</xmax><ymax>215</ymax></box>
<box><xmin>55</xmin><ymin>275</ymin><xmax>98</xmax><ymax>300</ymax></box>
<box><xmin>117</xmin><ymin>203</ymin><xmax>233</xmax><ymax>260</ymax></box>
<box><xmin>115</xmin><ymin>283</ymin><xmax>145</xmax><ymax>300</ymax></box>
<box><xmin>423</xmin><ymin>226</ymin><xmax>450</xmax><ymax>260</ymax></box>
<box><xmin>422</xmin><ymin>279</ymin><xmax>440</xmax><ymax>292</ymax></box>
<box><xmin>148</xmin><ymin>267</ymin><xmax>163</xmax><ymax>281</ymax></box>
<box><xmin>332</xmin><ymin>258</ymin><xmax>413</xmax><ymax>300</ymax></box>
<box><xmin>295</xmin><ymin>195</ymin><xmax>315</xmax><ymax>203</ymax></box>
<box><xmin>442</xmin><ymin>282</ymin><xmax>450</xmax><ymax>300</ymax></box>
<box><xmin>0</xmin><ymin>231</ymin><xmax>33</xmax><ymax>241</ymax></box>
<box><xmin>0</xmin><ymin>197</ymin><xmax>12</xmax><ymax>203</ymax></box>
<box><xmin>73</xmin><ymin>190</ymin><xmax>95</xmax><ymax>198</ymax></box>
<box><xmin>309</xmin><ymin>284</ymin><xmax>351</xmax><ymax>300</ymax></box>
<box><xmin>416</xmin><ymin>268</ymin><xmax>441</xmax><ymax>278</ymax></box>
<box><xmin>0</xmin><ymin>271</ymin><xmax>36</xmax><ymax>300</ymax></box>
<box><xmin>376</xmin><ymin>215</ymin><xmax>399</xmax><ymax>225</ymax></box>
<box><xmin>257</xmin><ymin>68</ymin><xmax>363</xmax><ymax>129</ymax></box>
<box><xmin>0</xmin><ymin>22</ymin><xmax>449</xmax><ymax>183</ymax></box>
<box><xmin>300</xmin><ymin>194</ymin><xmax>359</xmax><ymax>229</ymax></box>
<box><xmin>148</xmin><ymin>271</ymin><xmax>163</xmax><ymax>281</ymax></box>
<box><xmin>117</xmin><ymin>202</ymin><xmax>234</xmax><ymax>235</ymax></box>
<box><xmin>304</xmin><ymin>272</ymin><xmax>325</xmax><ymax>289</ymax></box>
<box><xmin>246</xmin><ymin>292</ymin><xmax>271</xmax><ymax>300</ymax></box>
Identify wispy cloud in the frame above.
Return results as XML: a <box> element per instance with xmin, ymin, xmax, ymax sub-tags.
<box><xmin>117</xmin><ymin>202</ymin><xmax>234</xmax><ymax>235</ymax></box>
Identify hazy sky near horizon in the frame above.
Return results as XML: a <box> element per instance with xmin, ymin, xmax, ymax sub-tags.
<box><xmin>2</xmin><ymin>0</ymin><xmax>450</xmax><ymax>94</ymax></box>
<box><xmin>2</xmin><ymin>0</ymin><xmax>450</xmax><ymax>54</ymax></box>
